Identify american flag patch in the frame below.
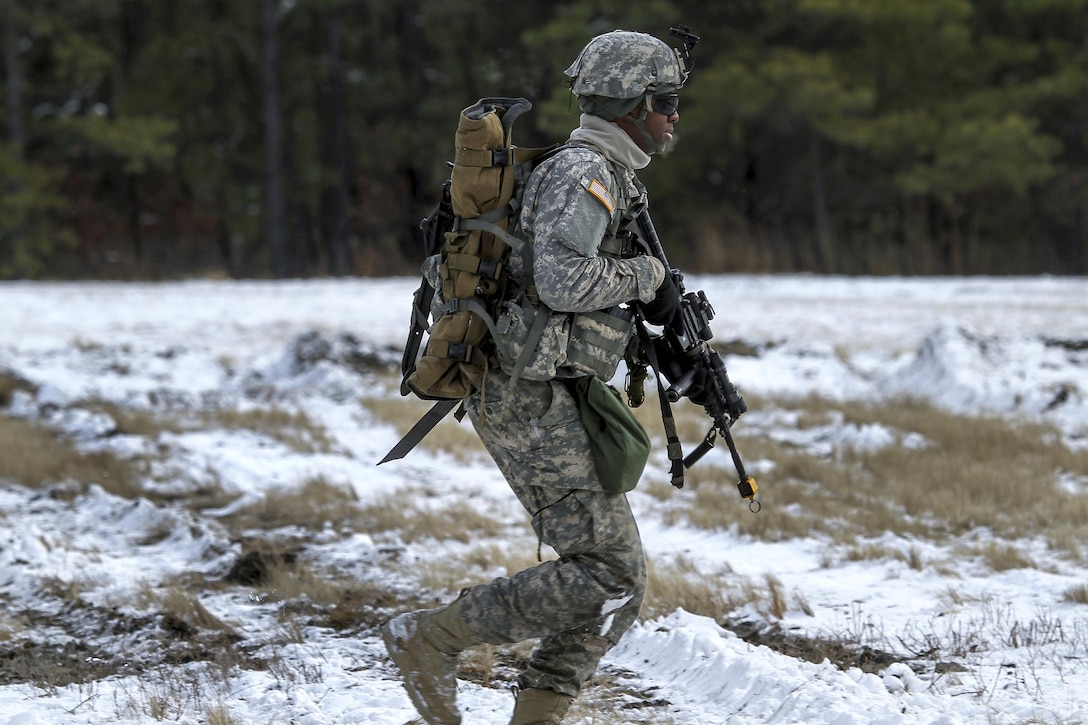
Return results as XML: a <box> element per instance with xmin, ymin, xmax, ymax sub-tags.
<box><xmin>584</xmin><ymin>178</ymin><xmax>615</xmax><ymax>213</ymax></box>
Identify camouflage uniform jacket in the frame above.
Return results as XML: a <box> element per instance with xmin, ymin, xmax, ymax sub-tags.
<box><xmin>492</xmin><ymin>113</ymin><xmax>666</xmax><ymax>381</ymax></box>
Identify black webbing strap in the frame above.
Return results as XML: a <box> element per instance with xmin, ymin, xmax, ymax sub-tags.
<box><xmin>399</xmin><ymin>278</ymin><xmax>435</xmax><ymax>395</ymax></box>
<box><xmin>634</xmin><ymin>319</ymin><xmax>686</xmax><ymax>488</ymax></box>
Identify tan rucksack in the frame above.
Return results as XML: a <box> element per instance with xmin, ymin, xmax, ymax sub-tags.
<box><xmin>401</xmin><ymin>97</ymin><xmax>555</xmax><ymax>401</ymax></box>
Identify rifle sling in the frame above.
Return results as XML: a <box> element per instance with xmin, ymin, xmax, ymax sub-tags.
<box><xmin>635</xmin><ymin>319</ymin><xmax>686</xmax><ymax>488</ymax></box>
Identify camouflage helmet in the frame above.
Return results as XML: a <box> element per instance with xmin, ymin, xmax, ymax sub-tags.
<box><xmin>565</xmin><ymin>30</ymin><xmax>687</xmax><ymax>100</ymax></box>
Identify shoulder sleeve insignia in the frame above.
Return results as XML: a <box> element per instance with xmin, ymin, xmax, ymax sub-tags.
<box><xmin>582</xmin><ymin>177</ymin><xmax>616</xmax><ymax>214</ymax></box>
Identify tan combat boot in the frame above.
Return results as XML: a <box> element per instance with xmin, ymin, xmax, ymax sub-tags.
<box><xmin>381</xmin><ymin>602</ymin><xmax>480</xmax><ymax>725</ymax></box>
<box><xmin>509</xmin><ymin>687</ymin><xmax>575</xmax><ymax>725</ymax></box>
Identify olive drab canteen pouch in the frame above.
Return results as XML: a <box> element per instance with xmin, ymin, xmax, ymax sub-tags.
<box><xmin>402</xmin><ymin>97</ymin><xmax>554</xmax><ymax>401</ymax></box>
<box><xmin>569</xmin><ymin>376</ymin><xmax>651</xmax><ymax>494</ymax></box>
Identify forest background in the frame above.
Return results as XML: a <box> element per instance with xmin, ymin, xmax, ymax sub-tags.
<box><xmin>1</xmin><ymin>0</ymin><xmax>1086</xmax><ymax>280</ymax></box>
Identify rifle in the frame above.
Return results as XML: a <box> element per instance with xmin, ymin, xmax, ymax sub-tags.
<box><xmin>628</xmin><ymin>207</ymin><xmax>760</xmax><ymax>511</ymax></box>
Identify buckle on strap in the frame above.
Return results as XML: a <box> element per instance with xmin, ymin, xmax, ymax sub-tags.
<box><xmin>447</xmin><ymin>342</ymin><xmax>471</xmax><ymax>363</ymax></box>
<box><xmin>446</xmin><ymin>252</ymin><xmax>503</xmax><ymax>280</ymax></box>
<box><xmin>429</xmin><ymin>339</ymin><xmax>486</xmax><ymax>366</ymax></box>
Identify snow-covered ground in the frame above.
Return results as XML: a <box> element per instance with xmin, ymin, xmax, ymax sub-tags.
<box><xmin>1</xmin><ymin>275</ymin><xmax>1087</xmax><ymax>724</ymax></box>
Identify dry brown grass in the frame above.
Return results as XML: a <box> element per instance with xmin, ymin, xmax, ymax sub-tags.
<box><xmin>1063</xmin><ymin>584</ymin><xmax>1088</xmax><ymax>604</ymax></box>
<box><xmin>94</xmin><ymin>399</ymin><xmax>332</xmax><ymax>444</ymax></box>
<box><xmin>0</xmin><ymin>370</ymin><xmax>33</xmax><ymax>406</ymax></box>
<box><xmin>0</xmin><ymin>606</ymin><xmax>19</xmax><ymax>643</ymax></box>
<box><xmin>568</xmin><ymin>680</ymin><xmax>682</xmax><ymax>724</ymax></box>
<box><xmin>416</xmin><ymin>417</ymin><xmax>491</xmax><ymax>462</ymax></box>
<box><xmin>972</xmin><ymin>541</ymin><xmax>1037</xmax><ymax>572</ymax></box>
<box><xmin>361</xmin><ymin>389</ymin><xmax>488</xmax><ymax>463</ymax></box>
<box><xmin>221</xmin><ymin>472</ymin><xmax>513</xmax><ymax>544</ymax></box>
<box><xmin>216</xmin><ymin>544</ymin><xmax>409</xmax><ymax>631</ymax></box>
<box><xmin>147</xmin><ymin>584</ymin><xmax>236</xmax><ymax>636</ymax></box>
<box><xmin>418</xmin><ymin>541</ymin><xmax>548</xmax><ymax>593</ymax></box>
<box><xmin>81</xmin><ymin>401</ymin><xmax>186</xmax><ymax>438</ymax></box>
<box><xmin>642</xmin><ymin>556</ymin><xmax>741</xmax><ymax>622</ymax></box>
<box><xmin>844</xmin><ymin>543</ymin><xmax>926</xmax><ymax>571</ymax></box>
<box><xmin>457</xmin><ymin>641</ymin><xmax>530</xmax><ymax>690</ymax></box>
<box><xmin>1047</xmin><ymin>524</ymin><xmax>1088</xmax><ymax>561</ymax></box>
<box><xmin>0</xmin><ymin>415</ymin><xmax>141</xmax><ymax>498</ymax></box>
<box><xmin>219</xmin><ymin>475</ymin><xmax>361</xmax><ymax>533</ymax></box>
<box><xmin>356</xmin><ymin>490</ymin><xmax>510</xmax><ymax>544</ymax></box>
<box><xmin>226</xmin><ymin>549</ymin><xmax>336</xmax><ymax>606</ymax></box>
<box><xmin>205</xmin><ymin>703</ymin><xmax>237</xmax><ymax>725</ymax></box>
<box><xmin>0</xmin><ymin>393</ymin><xmax>343</xmax><ymax>510</ymax></box>
<box><xmin>655</xmin><ymin>395</ymin><xmax>1088</xmax><ymax>551</ymax></box>
<box><xmin>206</xmin><ymin>405</ymin><xmax>335</xmax><ymax>454</ymax></box>
<box><xmin>840</xmin><ymin>400</ymin><xmax>1088</xmax><ymax>537</ymax></box>
<box><xmin>641</xmin><ymin>556</ymin><xmax>811</xmax><ymax>624</ymax></box>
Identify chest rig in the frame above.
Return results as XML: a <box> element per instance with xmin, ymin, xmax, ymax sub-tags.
<box><xmin>493</xmin><ymin>146</ymin><xmax>647</xmax><ymax>386</ymax></box>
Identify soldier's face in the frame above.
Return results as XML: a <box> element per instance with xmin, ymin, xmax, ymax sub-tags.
<box><xmin>645</xmin><ymin>103</ymin><xmax>678</xmax><ymax>147</ymax></box>
<box><xmin>616</xmin><ymin>96</ymin><xmax>679</xmax><ymax>153</ymax></box>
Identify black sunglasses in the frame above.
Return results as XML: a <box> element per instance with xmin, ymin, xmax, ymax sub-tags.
<box><xmin>651</xmin><ymin>94</ymin><xmax>680</xmax><ymax>116</ymax></box>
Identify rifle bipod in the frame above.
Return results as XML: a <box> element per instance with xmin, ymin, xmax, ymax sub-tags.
<box><xmin>682</xmin><ymin>425</ymin><xmax>761</xmax><ymax>513</ymax></box>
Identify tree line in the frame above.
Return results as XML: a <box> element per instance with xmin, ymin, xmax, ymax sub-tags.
<box><xmin>1</xmin><ymin>0</ymin><xmax>1086</xmax><ymax>280</ymax></box>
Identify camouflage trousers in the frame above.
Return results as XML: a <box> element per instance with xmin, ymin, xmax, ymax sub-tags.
<box><xmin>461</xmin><ymin>369</ymin><xmax>646</xmax><ymax>698</ymax></box>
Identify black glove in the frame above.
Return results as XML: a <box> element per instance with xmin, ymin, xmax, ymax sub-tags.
<box><xmin>654</xmin><ymin>337</ymin><xmax>713</xmax><ymax>406</ymax></box>
<box><xmin>640</xmin><ymin>273</ymin><xmax>682</xmax><ymax>326</ymax></box>
<box><xmin>685</xmin><ymin>366</ymin><xmax>714</xmax><ymax>406</ymax></box>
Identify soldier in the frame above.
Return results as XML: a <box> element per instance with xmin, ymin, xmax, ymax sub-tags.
<box><xmin>382</xmin><ymin>29</ymin><xmax>688</xmax><ymax>725</ymax></box>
